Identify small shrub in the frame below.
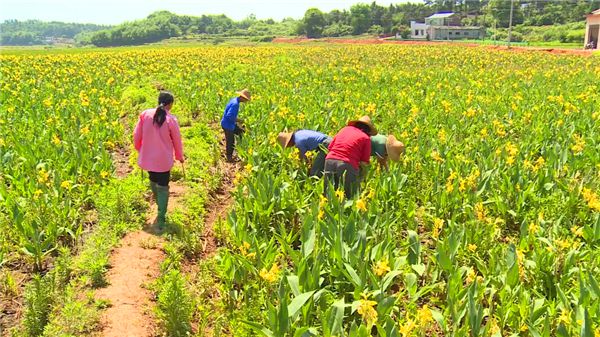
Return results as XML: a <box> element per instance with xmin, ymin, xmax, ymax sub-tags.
<box><xmin>156</xmin><ymin>270</ymin><xmax>193</xmax><ymax>337</ymax></box>
<box><xmin>23</xmin><ymin>274</ymin><xmax>55</xmax><ymax>337</ymax></box>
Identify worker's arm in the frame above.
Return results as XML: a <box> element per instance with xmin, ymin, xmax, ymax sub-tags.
<box><xmin>377</xmin><ymin>156</ymin><xmax>389</xmax><ymax>171</ymax></box>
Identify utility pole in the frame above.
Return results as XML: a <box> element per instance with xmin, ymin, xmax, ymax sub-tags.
<box><xmin>507</xmin><ymin>0</ymin><xmax>514</xmax><ymax>48</ymax></box>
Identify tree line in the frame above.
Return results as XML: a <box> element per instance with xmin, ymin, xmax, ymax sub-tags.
<box><xmin>0</xmin><ymin>20</ymin><xmax>109</xmax><ymax>45</ymax></box>
<box><xmin>1</xmin><ymin>0</ymin><xmax>598</xmax><ymax>46</ymax></box>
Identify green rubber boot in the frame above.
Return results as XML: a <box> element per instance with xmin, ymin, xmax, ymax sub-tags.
<box><xmin>156</xmin><ymin>184</ymin><xmax>169</xmax><ymax>229</ymax></box>
<box><xmin>150</xmin><ymin>181</ymin><xmax>158</xmax><ymax>201</ymax></box>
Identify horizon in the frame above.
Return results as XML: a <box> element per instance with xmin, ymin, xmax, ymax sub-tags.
<box><xmin>0</xmin><ymin>0</ymin><xmax>420</xmax><ymax>26</ymax></box>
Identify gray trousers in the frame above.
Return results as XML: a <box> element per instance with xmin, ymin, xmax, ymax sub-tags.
<box><xmin>324</xmin><ymin>159</ymin><xmax>359</xmax><ymax>198</ymax></box>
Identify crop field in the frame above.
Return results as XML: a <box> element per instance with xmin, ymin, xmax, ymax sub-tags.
<box><xmin>0</xmin><ymin>45</ymin><xmax>599</xmax><ymax>337</ymax></box>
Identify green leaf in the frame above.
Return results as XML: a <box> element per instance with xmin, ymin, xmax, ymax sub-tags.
<box><xmin>580</xmin><ymin>309</ymin><xmax>593</xmax><ymax>337</ymax></box>
<box><xmin>506</xmin><ymin>244</ymin><xmax>519</xmax><ymax>288</ymax></box>
<box><xmin>326</xmin><ymin>298</ymin><xmax>345</xmax><ymax>336</ymax></box>
<box><xmin>411</xmin><ymin>263</ymin><xmax>426</xmax><ymax>276</ymax></box>
<box><xmin>381</xmin><ymin>270</ymin><xmax>402</xmax><ymax>292</ymax></box>
<box><xmin>288</xmin><ymin>291</ymin><xmax>316</xmax><ymax>318</ymax></box>
<box><xmin>344</xmin><ymin>263</ymin><xmax>362</xmax><ymax>288</ymax></box>
<box><xmin>407</xmin><ymin>230</ymin><xmax>420</xmax><ymax>265</ymax></box>
<box><xmin>241</xmin><ymin>320</ymin><xmax>275</xmax><ymax>337</ymax></box>
<box><xmin>287</xmin><ymin>275</ymin><xmax>301</xmax><ymax>297</ymax></box>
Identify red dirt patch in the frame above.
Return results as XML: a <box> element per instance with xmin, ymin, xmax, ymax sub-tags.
<box><xmin>94</xmin><ymin>230</ymin><xmax>164</xmax><ymax>337</ymax></box>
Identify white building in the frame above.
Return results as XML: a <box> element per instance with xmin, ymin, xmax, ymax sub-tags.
<box><xmin>585</xmin><ymin>9</ymin><xmax>600</xmax><ymax>49</ymax></box>
<box><xmin>410</xmin><ymin>12</ymin><xmax>484</xmax><ymax>41</ymax></box>
<box><xmin>410</xmin><ymin>21</ymin><xmax>429</xmax><ymax>39</ymax></box>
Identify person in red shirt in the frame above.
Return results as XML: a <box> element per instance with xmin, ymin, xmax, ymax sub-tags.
<box><xmin>325</xmin><ymin>116</ymin><xmax>377</xmax><ymax>198</ymax></box>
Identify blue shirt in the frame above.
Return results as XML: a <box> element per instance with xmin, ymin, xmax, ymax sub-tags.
<box><xmin>221</xmin><ymin>97</ymin><xmax>240</xmax><ymax>131</ymax></box>
<box><xmin>294</xmin><ymin>130</ymin><xmax>329</xmax><ymax>156</ymax></box>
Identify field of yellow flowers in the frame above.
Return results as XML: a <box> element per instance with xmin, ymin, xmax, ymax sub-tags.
<box><xmin>1</xmin><ymin>45</ymin><xmax>599</xmax><ymax>336</ymax></box>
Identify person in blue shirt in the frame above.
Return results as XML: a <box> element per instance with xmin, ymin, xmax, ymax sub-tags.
<box><xmin>277</xmin><ymin>129</ymin><xmax>332</xmax><ymax>177</ymax></box>
<box><xmin>221</xmin><ymin>89</ymin><xmax>251</xmax><ymax>162</ymax></box>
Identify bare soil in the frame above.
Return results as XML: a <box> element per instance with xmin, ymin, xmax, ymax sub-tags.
<box><xmin>111</xmin><ymin>147</ymin><xmax>132</xmax><ymax>178</ymax></box>
<box><xmin>95</xmin><ymin>181</ymin><xmax>185</xmax><ymax>337</ymax></box>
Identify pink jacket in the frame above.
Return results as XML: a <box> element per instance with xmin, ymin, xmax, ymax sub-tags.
<box><xmin>133</xmin><ymin>108</ymin><xmax>184</xmax><ymax>172</ymax></box>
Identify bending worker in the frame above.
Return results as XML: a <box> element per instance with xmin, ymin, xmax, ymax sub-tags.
<box><xmin>324</xmin><ymin>116</ymin><xmax>377</xmax><ymax>198</ymax></box>
<box><xmin>370</xmin><ymin>133</ymin><xmax>405</xmax><ymax>170</ymax></box>
<box><xmin>277</xmin><ymin>129</ymin><xmax>332</xmax><ymax>177</ymax></box>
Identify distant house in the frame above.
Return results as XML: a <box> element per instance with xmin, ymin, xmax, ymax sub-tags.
<box><xmin>410</xmin><ymin>12</ymin><xmax>484</xmax><ymax>40</ymax></box>
<box><xmin>585</xmin><ymin>9</ymin><xmax>600</xmax><ymax>49</ymax></box>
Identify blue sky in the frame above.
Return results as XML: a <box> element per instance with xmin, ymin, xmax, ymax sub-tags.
<box><xmin>0</xmin><ymin>0</ymin><xmax>419</xmax><ymax>25</ymax></box>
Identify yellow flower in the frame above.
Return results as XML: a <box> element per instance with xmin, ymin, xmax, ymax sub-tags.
<box><xmin>38</xmin><ymin>169</ymin><xmax>50</xmax><ymax>184</ymax></box>
<box><xmin>558</xmin><ymin>309</ymin><xmax>570</xmax><ymax>325</ymax></box>
<box><xmin>570</xmin><ymin>226</ymin><xmax>583</xmax><ymax>238</ymax></box>
<box><xmin>431</xmin><ymin>150</ymin><xmax>444</xmax><ymax>162</ymax></box>
<box><xmin>81</xmin><ymin>126</ymin><xmax>90</xmax><ymax>135</ymax></box>
<box><xmin>259</xmin><ymin>263</ymin><xmax>280</xmax><ymax>283</ymax></box>
<box><xmin>489</xmin><ymin>317</ymin><xmax>500</xmax><ymax>334</ymax></box>
<box><xmin>52</xmin><ymin>135</ymin><xmax>61</xmax><ymax>145</ymax></box>
<box><xmin>33</xmin><ymin>189</ymin><xmax>43</xmax><ymax>200</ymax></box>
<box><xmin>355</xmin><ymin>198</ymin><xmax>367</xmax><ymax>212</ymax></box>
<box><xmin>318</xmin><ymin>209</ymin><xmax>325</xmax><ymax>220</ymax></box>
<box><xmin>357</xmin><ymin>296</ymin><xmax>378</xmax><ymax>325</ymax></box>
<box><xmin>432</xmin><ymin>218</ymin><xmax>444</xmax><ymax>239</ymax></box>
<box><xmin>475</xmin><ymin>202</ymin><xmax>486</xmax><ymax>221</ymax></box>
<box><xmin>582</xmin><ymin>187</ymin><xmax>600</xmax><ymax>212</ymax></box>
<box><xmin>528</xmin><ymin>222</ymin><xmax>538</xmax><ymax>234</ymax></box>
<box><xmin>467</xmin><ymin>244</ymin><xmax>477</xmax><ymax>252</ymax></box>
<box><xmin>438</xmin><ymin>129</ymin><xmax>447</xmax><ymax>142</ymax></box>
<box><xmin>335</xmin><ymin>189</ymin><xmax>344</xmax><ymax>201</ymax></box>
<box><xmin>417</xmin><ymin>305</ymin><xmax>433</xmax><ymax>325</ymax></box>
<box><xmin>373</xmin><ymin>259</ymin><xmax>390</xmax><ymax>276</ymax></box>
<box><xmin>571</xmin><ymin>134</ymin><xmax>585</xmax><ymax>154</ymax></box>
<box><xmin>60</xmin><ymin>180</ymin><xmax>72</xmax><ymax>189</ymax></box>
<box><xmin>100</xmin><ymin>170</ymin><xmax>110</xmax><ymax>179</ymax></box>
<box><xmin>245</xmin><ymin>163</ymin><xmax>253</xmax><ymax>173</ymax></box>
<box><xmin>466</xmin><ymin>267</ymin><xmax>476</xmax><ymax>284</ymax></box>
<box><xmin>399</xmin><ymin>318</ymin><xmax>415</xmax><ymax>337</ymax></box>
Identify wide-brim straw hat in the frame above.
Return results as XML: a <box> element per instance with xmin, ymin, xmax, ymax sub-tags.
<box><xmin>348</xmin><ymin>115</ymin><xmax>377</xmax><ymax>136</ymax></box>
<box><xmin>237</xmin><ymin>88</ymin><xmax>251</xmax><ymax>101</ymax></box>
<box><xmin>386</xmin><ymin>135</ymin><xmax>405</xmax><ymax>161</ymax></box>
<box><xmin>277</xmin><ymin>132</ymin><xmax>294</xmax><ymax>148</ymax></box>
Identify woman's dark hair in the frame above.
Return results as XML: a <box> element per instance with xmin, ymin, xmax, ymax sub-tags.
<box><xmin>354</xmin><ymin>122</ymin><xmax>371</xmax><ymax>135</ymax></box>
<box><xmin>153</xmin><ymin>91</ymin><xmax>174</xmax><ymax>127</ymax></box>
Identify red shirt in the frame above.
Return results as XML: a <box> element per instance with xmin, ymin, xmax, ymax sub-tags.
<box><xmin>326</xmin><ymin>126</ymin><xmax>371</xmax><ymax>170</ymax></box>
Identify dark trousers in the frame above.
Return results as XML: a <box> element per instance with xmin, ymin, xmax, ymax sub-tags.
<box><xmin>149</xmin><ymin>171</ymin><xmax>170</xmax><ymax>186</ymax></box>
<box><xmin>324</xmin><ymin>159</ymin><xmax>359</xmax><ymax>198</ymax></box>
<box><xmin>223</xmin><ymin>125</ymin><xmax>244</xmax><ymax>160</ymax></box>
<box><xmin>309</xmin><ymin>138</ymin><xmax>332</xmax><ymax>178</ymax></box>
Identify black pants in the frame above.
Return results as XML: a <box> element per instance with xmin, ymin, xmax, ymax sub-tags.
<box><xmin>149</xmin><ymin>171</ymin><xmax>170</xmax><ymax>186</ymax></box>
<box><xmin>309</xmin><ymin>138</ymin><xmax>332</xmax><ymax>177</ymax></box>
<box><xmin>223</xmin><ymin>125</ymin><xmax>244</xmax><ymax>160</ymax></box>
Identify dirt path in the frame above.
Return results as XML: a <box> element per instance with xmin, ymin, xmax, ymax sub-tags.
<box><xmin>95</xmin><ymin>181</ymin><xmax>186</xmax><ymax>337</ymax></box>
<box><xmin>200</xmin><ymin>160</ymin><xmax>240</xmax><ymax>259</ymax></box>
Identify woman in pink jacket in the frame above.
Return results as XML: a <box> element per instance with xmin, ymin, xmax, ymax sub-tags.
<box><xmin>133</xmin><ymin>91</ymin><xmax>184</xmax><ymax>229</ymax></box>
